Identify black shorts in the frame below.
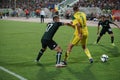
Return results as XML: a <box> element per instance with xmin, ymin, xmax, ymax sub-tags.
<box><xmin>41</xmin><ymin>39</ymin><xmax>58</xmax><ymax>50</ymax></box>
<box><xmin>100</xmin><ymin>28</ymin><xmax>113</xmax><ymax>36</ymax></box>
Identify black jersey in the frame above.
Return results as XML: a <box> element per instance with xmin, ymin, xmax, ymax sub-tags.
<box><xmin>42</xmin><ymin>22</ymin><xmax>64</xmax><ymax>40</ymax></box>
<box><xmin>98</xmin><ymin>20</ymin><xmax>113</xmax><ymax>29</ymax></box>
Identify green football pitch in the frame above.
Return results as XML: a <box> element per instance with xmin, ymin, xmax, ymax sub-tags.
<box><xmin>0</xmin><ymin>20</ymin><xmax>120</xmax><ymax>80</ymax></box>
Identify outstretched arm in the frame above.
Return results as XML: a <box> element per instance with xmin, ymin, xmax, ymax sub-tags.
<box><xmin>64</xmin><ymin>22</ymin><xmax>75</xmax><ymax>29</ymax></box>
<box><xmin>113</xmin><ymin>23</ymin><xmax>120</xmax><ymax>29</ymax></box>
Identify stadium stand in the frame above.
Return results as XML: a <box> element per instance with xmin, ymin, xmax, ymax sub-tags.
<box><xmin>0</xmin><ymin>0</ymin><xmax>120</xmax><ymax>21</ymax></box>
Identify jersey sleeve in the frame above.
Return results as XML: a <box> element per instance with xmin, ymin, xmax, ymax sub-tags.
<box><xmin>58</xmin><ymin>22</ymin><xmax>64</xmax><ymax>26</ymax></box>
<box><xmin>108</xmin><ymin>20</ymin><xmax>114</xmax><ymax>24</ymax></box>
<box><xmin>98</xmin><ymin>21</ymin><xmax>101</xmax><ymax>26</ymax></box>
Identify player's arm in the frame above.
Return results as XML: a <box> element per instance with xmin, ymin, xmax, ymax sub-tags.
<box><xmin>64</xmin><ymin>22</ymin><xmax>75</xmax><ymax>29</ymax></box>
<box><xmin>109</xmin><ymin>21</ymin><xmax>120</xmax><ymax>29</ymax></box>
<box><xmin>59</xmin><ymin>22</ymin><xmax>71</xmax><ymax>27</ymax></box>
<box><xmin>113</xmin><ymin>23</ymin><xmax>120</xmax><ymax>29</ymax></box>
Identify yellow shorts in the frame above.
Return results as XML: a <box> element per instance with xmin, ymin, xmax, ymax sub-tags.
<box><xmin>71</xmin><ymin>33</ymin><xmax>88</xmax><ymax>46</ymax></box>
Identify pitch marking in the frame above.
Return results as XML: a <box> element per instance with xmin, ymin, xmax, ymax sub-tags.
<box><xmin>0</xmin><ymin>66</ymin><xmax>27</xmax><ymax>80</ymax></box>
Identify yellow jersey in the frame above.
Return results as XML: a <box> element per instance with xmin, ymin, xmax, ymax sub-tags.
<box><xmin>72</xmin><ymin>11</ymin><xmax>88</xmax><ymax>35</ymax></box>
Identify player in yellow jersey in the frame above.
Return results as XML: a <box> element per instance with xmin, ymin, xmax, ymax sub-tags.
<box><xmin>61</xmin><ymin>6</ymin><xmax>93</xmax><ymax>66</ymax></box>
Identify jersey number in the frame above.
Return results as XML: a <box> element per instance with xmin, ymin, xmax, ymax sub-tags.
<box><xmin>46</xmin><ymin>23</ymin><xmax>53</xmax><ymax>32</ymax></box>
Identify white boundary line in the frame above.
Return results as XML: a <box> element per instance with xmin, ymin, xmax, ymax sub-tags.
<box><xmin>0</xmin><ymin>66</ymin><xmax>27</xmax><ymax>80</ymax></box>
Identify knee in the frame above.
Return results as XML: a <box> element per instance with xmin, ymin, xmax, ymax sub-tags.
<box><xmin>82</xmin><ymin>45</ymin><xmax>86</xmax><ymax>50</ymax></box>
<box><xmin>67</xmin><ymin>44</ymin><xmax>74</xmax><ymax>51</ymax></box>
<box><xmin>41</xmin><ymin>48</ymin><xmax>46</xmax><ymax>52</ymax></box>
<box><xmin>68</xmin><ymin>44</ymin><xmax>74</xmax><ymax>48</ymax></box>
<box><xmin>98</xmin><ymin>35</ymin><xmax>101</xmax><ymax>38</ymax></box>
<box><xmin>110</xmin><ymin>34</ymin><xmax>114</xmax><ymax>37</ymax></box>
<box><xmin>58</xmin><ymin>47</ymin><xmax>62</xmax><ymax>52</ymax></box>
<box><xmin>55</xmin><ymin>46</ymin><xmax>62</xmax><ymax>52</ymax></box>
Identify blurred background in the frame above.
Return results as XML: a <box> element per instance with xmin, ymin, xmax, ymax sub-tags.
<box><xmin>0</xmin><ymin>0</ymin><xmax>120</xmax><ymax>21</ymax></box>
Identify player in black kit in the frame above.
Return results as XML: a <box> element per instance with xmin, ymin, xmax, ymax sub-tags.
<box><xmin>35</xmin><ymin>15</ymin><xmax>70</xmax><ymax>67</ymax></box>
<box><xmin>95</xmin><ymin>15</ymin><xmax>120</xmax><ymax>46</ymax></box>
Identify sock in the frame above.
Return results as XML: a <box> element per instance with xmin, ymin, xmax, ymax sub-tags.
<box><xmin>84</xmin><ymin>48</ymin><xmax>92</xmax><ymax>59</ymax></box>
<box><xmin>111</xmin><ymin>36</ymin><xmax>114</xmax><ymax>43</ymax></box>
<box><xmin>97</xmin><ymin>36</ymin><xmax>101</xmax><ymax>43</ymax></box>
<box><xmin>36</xmin><ymin>49</ymin><xmax>45</xmax><ymax>61</ymax></box>
<box><xmin>64</xmin><ymin>51</ymin><xmax>70</xmax><ymax>62</ymax></box>
<box><xmin>56</xmin><ymin>52</ymin><xmax>62</xmax><ymax>64</ymax></box>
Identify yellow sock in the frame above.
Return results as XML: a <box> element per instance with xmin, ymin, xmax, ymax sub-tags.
<box><xmin>64</xmin><ymin>51</ymin><xmax>70</xmax><ymax>61</ymax></box>
<box><xmin>84</xmin><ymin>48</ymin><xmax>92</xmax><ymax>59</ymax></box>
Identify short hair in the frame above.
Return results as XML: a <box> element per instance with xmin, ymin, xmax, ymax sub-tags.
<box><xmin>73</xmin><ymin>6</ymin><xmax>79</xmax><ymax>11</ymax></box>
<box><xmin>53</xmin><ymin>15</ymin><xmax>59</xmax><ymax>20</ymax></box>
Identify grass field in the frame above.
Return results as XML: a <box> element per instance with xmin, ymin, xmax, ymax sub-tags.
<box><xmin>0</xmin><ymin>20</ymin><xmax>120</xmax><ymax>80</ymax></box>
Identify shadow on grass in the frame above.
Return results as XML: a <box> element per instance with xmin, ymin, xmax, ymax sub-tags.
<box><xmin>66</xmin><ymin>64</ymin><xmax>96</xmax><ymax>80</ymax></box>
<box><xmin>98</xmin><ymin>45</ymin><xmax>120</xmax><ymax>57</ymax></box>
<box><xmin>88</xmin><ymin>43</ymin><xmax>120</xmax><ymax>57</ymax></box>
<box><xmin>37</xmin><ymin>63</ymin><xmax>61</xmax><ymax>80</ymax></box>
<box><xmin>36</xmin><ymin>61</ymin><xmax>96</xmax><ymax>80</ymax></box>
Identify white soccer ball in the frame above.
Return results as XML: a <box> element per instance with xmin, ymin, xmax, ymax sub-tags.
<box><xmin>100</xmin><ymin>54</ymin><xmax>109</xmax><ymax>62</ymax></box>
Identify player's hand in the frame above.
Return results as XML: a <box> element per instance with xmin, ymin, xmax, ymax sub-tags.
<box><xmin>66</xmin><ymin>23</ymin><xmax>72</xmax><ymax>26</ymax></box>
<box><xmin>70</xmin><ymin>21</ymin><xmax>73</xmax><ymax>24</ymax></box>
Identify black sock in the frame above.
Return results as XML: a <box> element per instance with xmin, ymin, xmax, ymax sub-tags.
<box><xmin>97</xmin><ymin>36</ymin><xmax>101</xmax><ymax>43</ymax></box>
<box><xmin>111</xmin><ymin>36</ymin><xmax>114</xmax><ymax>43</ymax></box>
<box><xmin>36</xmin><ymin>49</ymin><xmax>45</xmax><ymax>61</ymax></box>
<box><xmin>56</xmin><ymin>52</ymin><xmax>62</xmax><ymax>64</ymax></box>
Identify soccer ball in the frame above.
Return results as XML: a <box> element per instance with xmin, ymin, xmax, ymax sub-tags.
<box><xmin>100</xmin><ymin>54</ymin><xmax>109</xmax><ymax>62</ymax></box>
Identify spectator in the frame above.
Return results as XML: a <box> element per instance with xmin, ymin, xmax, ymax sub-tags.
<box><xmin>40</xmin><ymin>9</ymin><xmax>45</xmax><ymax>23</ymax></box>
<box><xmin>24</xmin><ymin>9</ymin><xmax>29</xmax><ymax>19</ymax></box>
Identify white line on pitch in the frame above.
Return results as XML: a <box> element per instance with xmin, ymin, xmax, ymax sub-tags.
<box><xmin>0</xmin><ymin>66</ymin><xmax>27</xmax><ymax>80</ymax></box>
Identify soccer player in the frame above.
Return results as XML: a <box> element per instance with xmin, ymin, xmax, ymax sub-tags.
<box><xmin>62</xmin><ymin>6</ymin><xmax>93</xmax><ymax>66</ymax></box>
<box><xmin>35</xmin><ymin>15</ymin><xmax>70</xmax><ymax>67</ymax></box>
<box><xmin>95</xmin><ymin>15</ymin><xmax>120</xmax><ymax>46</ymax></box>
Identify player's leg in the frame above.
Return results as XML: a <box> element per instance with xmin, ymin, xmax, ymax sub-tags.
<box><xmin>108</xmin><ymin>30</ymin><xmax>115</xmax><ymax>46</ymax></box>
<box><xmin>96</xmin><ymin>33</ymin><xmax>103</xmax><ymax>44</ymax></box>
<box><xmin>64</xmin><ymin>44</ymin><xmax>74</xmax><ymax>62</ymax></box>
<box><xmin>60</xmin><ymin>44</ymin><xmax>74</xmax><ymax>66</ymax></box>
<box><xmin>82</xmin><ymin>46</ymin><xmax>93</xmax><ymax>63</ymax></box>
<box><xmin>36</xmin><ymin>48</ymin><xmax>46</xmax><ymax>62</ymax></box>
<box><xmin>110</xmin><ymin>33</ymin><xmax>114</xmax><ymax>42</ymax></box>
<box><xmin>96</xmin><ymin>29</ymin><xmax>104</xmax><ymax>44</ymax></box>
<box><xmin>64</xmin><ymin>35</ymin><xmax>80</xmax><ymax>63</ymax></box>
<box><xmin>54</xmin><ymin>46</ymin><xmax>62</xmax><ymax>64</ymax></box>
<box><xmin>54</xmin><ymin>45</ymin><xmax>67</xmax><ymax>67</ymax></box>
<box><xmin>36</xmin><ymin>39</ymin><xmax>47</xmax><ymax>62</ymax></box>
<box><xmin>96</xmin><ymin>36</ymin><xmax>101</xmax><ymax>43</ymax></box>
<box><xmin>81</xmin><ymin>35</ymin><xmax>93</xmax><ymax>63</ymax></box>
<box><xmin>48</xmin><ymin>40</ymin><xmax>64</xmax><ymax>67</ymax></box>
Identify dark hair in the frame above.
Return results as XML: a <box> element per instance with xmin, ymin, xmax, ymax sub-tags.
<box><xmin>53</xmin><ymin>15</ymin><xmax>59</xmax><ymax>20</ymax></box>
<box><xmin>73</xmin><ymin>6</ymin><xmax>79</xmax><ymax>11</ymax></box>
